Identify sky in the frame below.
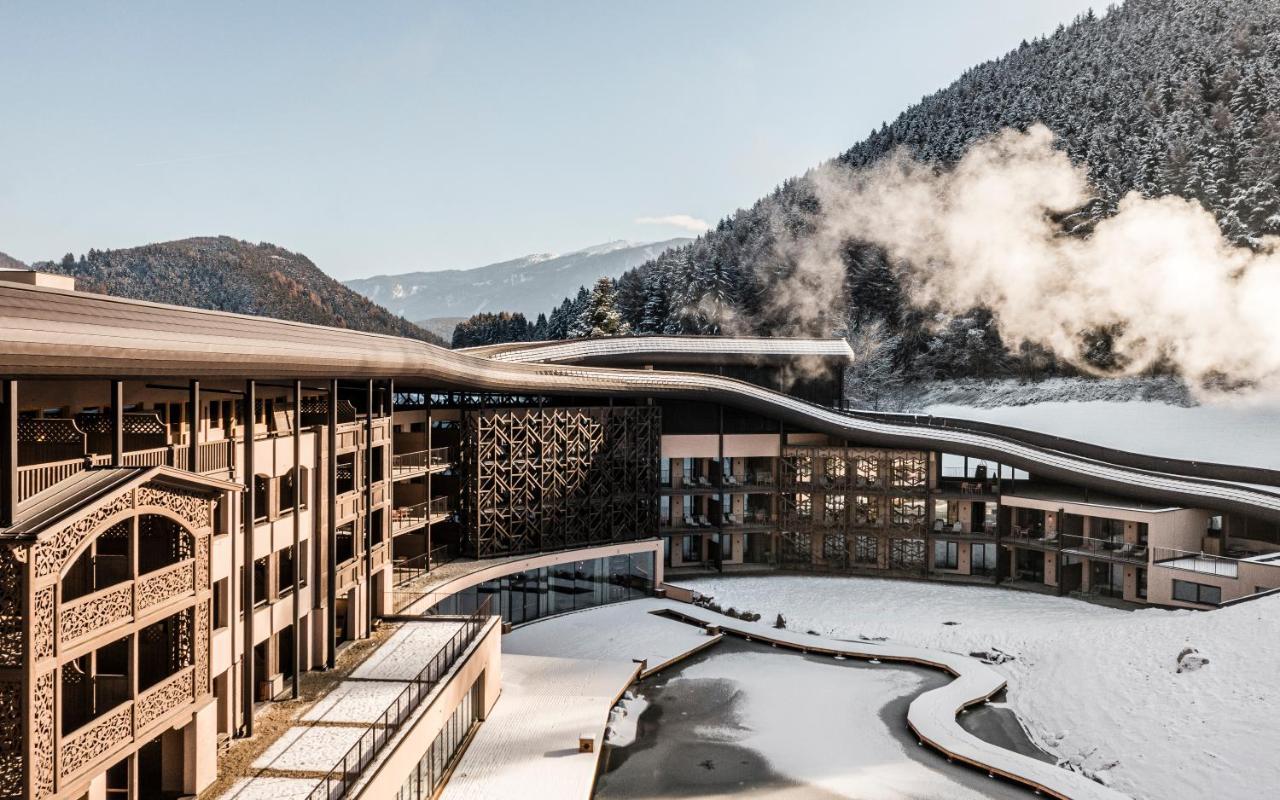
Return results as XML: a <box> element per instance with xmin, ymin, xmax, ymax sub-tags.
<box><xmin>0</xmin><ymin>1</ymin><xmax>1101</xmax><ymax>280</ymax></box>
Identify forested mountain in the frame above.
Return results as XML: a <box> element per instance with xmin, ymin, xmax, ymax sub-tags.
<box><xmin>516</xmin><ymin>0</ymin><xmax>1280</xmax><ymax>383</ymax></box>
<box><xmin>344</xmin><ymin>239</ymin><xmax>689</xmax><ymax>326</ymax></box>
<box><xmin>0</xmin><ymin>251</ymin><xmax>27</xmax><ymax>271</ymax></box>
<box><xmin>38</xmin><ymin>236</ymin><xmax>445</xmax><ymax>345</ymax></box>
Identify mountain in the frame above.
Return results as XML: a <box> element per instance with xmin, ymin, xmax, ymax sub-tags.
<box><xmin>37</xmin><ymin>236</ymin><xmax>445</xmax><ymax>345</ymax></box>
<box><xmin>0</xmin><ymin>251</ymin><xmax>27</xmax><ymax>271</ymax></box>
<box><xmin>533</xmin><ymin>0</ymin><xmax>1280</xmax><ymax>385</ymax></box>
<box><xmin>343</xmin><ymin>239</ymin><xmax>690</xmax><ymax>322</ymax></box>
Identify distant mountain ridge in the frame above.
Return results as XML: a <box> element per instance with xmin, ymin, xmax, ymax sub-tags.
<box><xmin>344</xmin><ymin>238</ymin><xmax>690</xmax><ymax>322</ymax></box>
<box><xmin>36</xmin><ymin>236</ymin><xmax>445</xmax><ymax>344</ymax></box>
<box><xmin>0</xmin><ymin>251</ymin><xmax>27</xmax><ymax>271</ymax></box>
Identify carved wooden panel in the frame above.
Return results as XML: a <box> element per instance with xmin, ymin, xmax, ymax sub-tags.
<box><xmin>136</xmin><ymin>668</ymin><xmax>194</xmax><ymax>732</ymax></box>
<box><xmin>195</xmin><ymin>534</ymin><xmax>210</xmax><ymax>591</ymax></box>
<box><xmin>137</xmin><ymin>485</ymin><xmax>211</xmax><ymax>530</ymax></box>
<box><xmin>35</xmin><ymin>494</ymin><xmax>133</xmax><ymax>578</ymax></box>
<box><xmin>31</xmin><ymin>586</ymin><xmax>55</xmax><ymax>662</ymax></box>
<box><xmin>59</xmin><ymin>701</ymin><xmax>132</xmax><ymax>780</ymax></box>
<box><xmin>195</xmin><ymin>600</ymin><xmax>210</xmax><ymax>696</ymax></box>
<box><xmin>136</xmin><ymin>561</ymin><xmax>195</xmax><ymax>613</ymax></box>
<box><xmin>0</xmin><ymin>548</ymin><xmax>23</xmax><ymax>668</ymax></box>
<box><xmin>30</xmin><ymin>671</ymin><xmax>55</xmax><ymax>798</ymax></box>
<box><xmin>59</xmin><ymin>583</ymin><xmax>132</xmax><ymax>646</ymax></box>
<box><xmin>0</xmin><ymin>679</ymin><xmax>21</xmax><ymax>799</ymax></box>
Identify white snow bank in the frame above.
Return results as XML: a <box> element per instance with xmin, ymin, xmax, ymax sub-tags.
<box><xmin>604</xmin><ymin>691</ymin><xmax>649</xmax><ymax>748</ymax></box>
<box><xmin>923</xmin><ymin>398</ymin><xmax>1280</xmax><ymax>470</ymax></box>
<box><xmin>683</xmin><ymin>575</ymin><xmax>1280</xmax><ymax>800</ymax></box>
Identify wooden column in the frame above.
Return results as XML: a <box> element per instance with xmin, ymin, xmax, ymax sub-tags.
<box><xmin>110</xmin><ymin>379</ymin><xmax>124</xmax><ymax>467</ymax></box>
<box><xmin>291</xmin><ymin>380</ymin><xmax>302</xmax><ymax>698</ymax></box>
<box><xmin>364</xmin><ymin>379</ymin><xmax>374</xmax><ymax>636</ymax></box>
<box><xmin>188</xmin><ymin>380</ymin><xmax>201</xmax><ymax>472</ymax></box>
<box><xmin>241</xmin><ymin>380</ymin><xmax>256</xmax><ymax>736</ymax></box>
<box><xmin>0</xmin><ymin>379</ymin><xmax>15</xmax><ymax>528</ymax></box>
<box><xmin>326</xmin><ymin>380</ymin><xmax>338</xmax><ymax>669</ymax></box>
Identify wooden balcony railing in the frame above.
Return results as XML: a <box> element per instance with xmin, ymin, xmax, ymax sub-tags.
<box><xmin>60</xmin><ymin>701</ymin><xmax>134</xmax><ymax>781</ymax></box>
<box><xmin>17</xmin><ymin>439</ymin><xmax>236</xmax><ymax>502</ymax></box>
<box><xmin>60</xmin><ymin>583</ymin><xmax>134</xmax><ymax>647</ymax></box>
<box><xmin>135</xmin><ymin>666</ymin><xmax>196</xmax><ymax>732</ymax></box>
<box><xmin>136</xmin><ymin>559</ymin><xmax>196</xmax><ymax>613</ymax></box>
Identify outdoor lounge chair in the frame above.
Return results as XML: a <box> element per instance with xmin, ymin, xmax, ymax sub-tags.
<box><xmin>696</xmin><ymin>515</ymin><xmax>712</xmax><ymax>527</ymax></box>
<box><xmin>724</xmin><ymin>513</ymin><xmax>740</xmax><ymax>526</ymax></box>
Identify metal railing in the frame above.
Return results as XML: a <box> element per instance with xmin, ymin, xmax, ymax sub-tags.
<box><xmin>392</xmin><ymin>447</ymin><xmax>450</xmax><ymax>475</ymax></box>
<box><xmin>1061</xmin><ymin>534</ymin><xmax>1148</xmax><ymax>563</ymax></box>
<box><xmin>392</xmin><ymin>544</ymin><xmax>455</xmax><ymax>588</ymax></box>
<box><xmin>392</xmin><ymin>502</ymin><xmax>429</xmax><ymax>533</ymax></box>
<box><xmin>1151</xmin><ymin>546</ymin><xmax>1239</xmax><ymax>578</ymax></box>
<box><xmin>429</xmin><ymin>495</ymin><xmax>450</xmax><ymax>518</ymax></box>
<box><xmin>304</xmin><ymin>598</ymin><xmax>494</xmax><ymax>800</ymax></box>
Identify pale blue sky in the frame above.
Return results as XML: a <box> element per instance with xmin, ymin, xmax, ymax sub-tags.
<box><xmin>0</xmin><ymin>1</ymin><xmax>1099</xmax><ymax>279</ymax></box>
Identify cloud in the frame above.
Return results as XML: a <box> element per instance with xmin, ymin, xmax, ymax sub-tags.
<box><xmin>779</xmin><ymin>123</ymin><xmax>1280</xmax><ymax>394</ymax></box>
<box><xmin>635</xmin><ymin>214</ymin><xmax>711</xmax><ymax>234</ymax></box>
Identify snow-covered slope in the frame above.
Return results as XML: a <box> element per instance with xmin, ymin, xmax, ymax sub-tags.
<box><xmin>681</xmin><ymin>575</ymin><xmax>1280</xmax><ymax>800</ymax></box>
<box><xmin>343</xmin><ymin>238</ymin><xmax>690</xmax><ymax>320</ymax></box>
<box><xmin>923</xmin><ymin>397</ymin><xmax>1280</xmax><ymax>471</ymax></box>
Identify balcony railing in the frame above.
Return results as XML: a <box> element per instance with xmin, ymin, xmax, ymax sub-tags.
<box><xmin>391</xmin><ymin>498</ymin><xmax>449</xmax><ymax>534</ymax></box>
<box><xmin>17</xmin><ymin>438</ymin><xmax>237</xmax><ymax>502</ymax></box>
<box><xmin>1061</xmin><ymin>535</ymin><xmax>1148</xmax><ymax>563</ymax></box>
<box><xmin>392</xmin><ymin>447</ymin><xmax>450</xmax><ymax>476</ymax></box>
<box><xmin>304</xmin><ymin>598</ymin><xmax>494</xmax><ymax>800</ymax></box>
<box><xmin>1151</xmin><ymin>546</ymin><xmax>1240</xmax><ymax>578</ymax></box>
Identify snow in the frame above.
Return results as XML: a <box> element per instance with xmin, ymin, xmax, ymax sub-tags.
<box><xmin>438</xmin><ymin>654</ymin><xmax>640</xmax><ymax>800</ymax></box>
<box><xmin>221</xmin><ymin>777</ymin><xmax>319</xmax><ymax>800</ymax></box>
<box><xmin>922</xmin><ymin>397</ymin><xmax>1280</xmax><ymax>470</ymax></box>
<box><xmin>676</xmin><ymin>649</ymin><xmax>994</xmax><ymax>800</ymax></box>
<box><xmin>502</xmin><ymin>598</ymin><xmax>717</xmax><ymax>672</ymax></box>
<box><xmin>350</xmin><ymin>619</ymin><xmax>464</xmax><ymax>680</ymax></box>
<box><xmin>681</xmin><ymin>575</ymin><xmax>1280</xmax><ymax>800</ymax></box>
<box><xmin>251</xmin><ymin>724</ymin><xmax>370</xmax><ymax>773</ymax></box>
<box><xmin>301</xmin><ymin>679</ymin><xmax>411</xmax><ymax>724</ymax></box>
<box><xmin>604</xmin><ymin>692</ymin><xmax>648</xmax><ymax>747</ymax></box>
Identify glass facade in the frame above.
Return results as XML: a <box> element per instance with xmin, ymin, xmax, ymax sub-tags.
<box><xmin>396</xmin><ymin>677</ymin><xmax>482</xmax><ymax>800</ymax></box>
<box><xmin>428</xmin><ymin>551</ymin><xmax>656</xmax><ymax>625</ymax></box>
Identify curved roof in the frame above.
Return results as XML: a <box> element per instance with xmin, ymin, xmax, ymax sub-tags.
<box><xmin>459</xmin><ymin>335</ymin><xmax>855</xmax><ymax>366</ymax></box>
<box><xmin>3</xmin><ymin>283</ymin><xmax>1279</xmax><ymax>521</ymax></box>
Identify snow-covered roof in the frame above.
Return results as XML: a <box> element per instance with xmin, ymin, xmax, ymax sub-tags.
<box><xmin>467</xmin><ymin>335</ymin><xmax>856</xmax><ymax>366</ymax></box>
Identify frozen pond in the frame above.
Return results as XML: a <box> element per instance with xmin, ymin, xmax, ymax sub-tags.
<box><xmin>595</xmin><ymin>637</ymin><xmax>1040</xmax><ymax>799</ymax></box>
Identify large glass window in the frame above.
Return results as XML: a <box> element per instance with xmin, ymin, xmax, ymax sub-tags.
<box><xmin>1172</xmin><ymin>579</ymin><xmax>1221</xmax><ymax>606</ymax></box>
<box><xmin>854</xmin><ymin>535</ymin><xmax>878</xmax><ymax>565</ymax></box>
<box><xmin>397</xmin><ymin>678</ymin><xmax>482</xmax><ymax>800</ymax></box>
<box><xmin>934</xmin><ymin>540</ymin><xmax>959</xmax><ymax>570</ymax></box>
<box><xmin>971</xmin><ymin>543</ymin><xmax>997</xmax><ymax>576</ymax></box>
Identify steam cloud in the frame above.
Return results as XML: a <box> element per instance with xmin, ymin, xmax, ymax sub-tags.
<box><xmin>790</xmin><ymin>124</ymin><xmax>1280</xmax><ymax>394</ymax></box>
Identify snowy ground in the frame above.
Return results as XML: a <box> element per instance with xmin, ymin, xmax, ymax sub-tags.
<box><xmin>921</xmin><ymin>397</ymin><xmax>1280</xmax><ymax>470</ymax></box>
<box><xmin>503</xmin><ymin>598</ymin><xmax>717</xmax><ymax>672</ymax></box>
<box><xmin>680</xmin><ymin>575</ymin><xmax>1280</xmax><ymax>800</ymax></box>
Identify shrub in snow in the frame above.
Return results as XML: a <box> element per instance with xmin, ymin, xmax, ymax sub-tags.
<box><xmin>1176</xmin><ymin>647</ymin><xmax>1209</xmax><ymax>673</ymax></box>
<box><xmin>774</xmin><ymin>613</ymin><xmax>786</xmax><ymax>629</ymax></box>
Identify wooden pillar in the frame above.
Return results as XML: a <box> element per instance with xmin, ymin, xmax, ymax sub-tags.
<box><xmin>0</xmin><ymin>379</ymin><xmax>15</xmax><ymax>528</ymax></box>
<box><xmin>241</xmin><ymin>380</ymin><xmax>255</xmax><ymax>736</ymax></box>
<box><xmin>188</xmin><ymin>380</ymin><xmax>201</xmax><ymax>472</ymax></box>
<box><xmin>291</xmin><ymin>380</ymin><xmax>302</xmax><ymax>699</ymax></box>
<box><xmin>110</xmin><ymin>379</ymin><xmax>124</xmax><ymax>467</ymax></box>
<box><xmin>326</xmin><ymin>380</ymin><xmax>338</xmax><ymax>669</ymax></box>
<box><xmin>425</xmin><ymin>391</ymin><xmax>433</xmax><ymax>569</ymax></box>
<box><xmin>364</xmin><ymin>379</ymin><xmax>374</xmax><ymax>636</ymax></box>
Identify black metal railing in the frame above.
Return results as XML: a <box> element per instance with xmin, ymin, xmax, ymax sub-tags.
<box><xmin>304</xmin><ymin>598</ymin><xmax>494</xmax><ymax>800</ymax></box>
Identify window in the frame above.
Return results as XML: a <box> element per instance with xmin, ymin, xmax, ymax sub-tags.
<box><xmin>1137</xmin><ymin>568</ymin><xmax>1148</xmax><ymax>599</ymax></box>
<box><xmin>278</xmin><ymin>471</ymin><xmax>296</xmax><ymax>515</ymax></box>
<box><xmin>682</xmin><ymin>535</ymin><xmax>701</xmax><ymax>562</ymax></box>
<box><xmin>660</xmin><ymin>459</ymin><xmax>672</xmax><ymax>487</ymax></box>
<box><xmin>890</xmin><ymin>497</ymin><xmax>925</xmax><ymax>528</ymax></box>
<box><xmin>371</xmin><ymin>446</ymin><xmax>386</xmax><ymax>483</ymax></box>
<box><xmin>825</xmin><ymin>456</ymin><xmax>845</xmax><ymax>480</ymax></box>
<box><xmin>336</xmin><ymin>523</ymin><xmax>355</xmax><ymax>564</ymax></box>
<box><xmin>659</xmin><ymin>495</ymin><xmax>671</xmax><ymax>525</ymax></box>
<box><xmin>854</xmin><ymin>535</ymin><xmax>878</xmax><ymax>565</ymax></box>
<box><xmin>889</xmin><ymin>454</ymin><xmax>927</xmax><ymax>488</ymax></box>
<box><xmin>854</xmin><ymin>456</ymin><xmax>879</xmax><ymax>488</ymax></box>
<box><xmin>371</xmin><ymin>508</ymin><xmax>385</xmax><ymax>546</ymax></box>
<box><xmin>794</xmin><ymin>493</ymin><xmax>812</xmax><ymax>520</ymax></box>
<box><xmin>277</xmin><ymin>547</ymin><xmax>296</xmax><ymax>595</ymax></box>
<box><xmin>213</xmin><ymin>578</ymin><xmax>229</xmax><ymax>629</ymax></box>
<box><xmin>934</xmin><ymin>540</ymin><xmax>959</xmax><ymax>570</ymax></box>
<box><xmin>889</xmin><ymin>538</ymin><xmax>926</xmax><ymax>569</ymax></box>
<box><xmin>855</xmin><ymin>495</ymin><xmax>880</xmax><ymax>526</ymax></box>
<box><xmin>720</xmin><ymin>534</ymin><xmax>734</xmax><ymax>561</ymax></box>
<box><xmin>822</xmin><ymin>532</ymin><xmax>847</xmax><ymax>564</ymax></box>
<box><xmin>824</xmin><ymin>493</ymin><xmax>845</xmax><ymax>521</ymax></box>
<box><xmin>1172</xmin><ymin>579</ymin><xmax>1221</xmax><ymax>606</ymax></box>
<box><xmin>971</xmin><ymin>543</ymin><xmax>997</xmax><ymax>576</ymax></box>
<box><xmin>794</xmin><ymin>456</ymin><xmax>812</xmax><ymax>483</ymax></box>
<box><xmin>336</xmin><ymin>453</ymin><xmax>356</xmax><ymax>495</ymax></box>
<box><xmin>253</xmin><ymin>557</ymin><xmax>269</xmax><ymax>606</ymax></box>
<box><xmin>253</xmin><ymin>475</ymin><xmax>269</xmax><ymax>522</ymax></box>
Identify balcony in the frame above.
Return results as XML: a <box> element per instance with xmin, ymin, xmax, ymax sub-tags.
<box><xmin>391</xmin><ymin>497</ymin><xmax>451</xmax><ymax>535</ymax></box>
<box><xmin>1151</xmin><ymin>546</ymin><xmax>1239</xmax><ymax>578</ymax></box>
<box><xmin>58</xmin><ymin>558</ymin><xmax>197</xmax><ymax>649</ymax></box>
<box><xmin>391</xmin><ymin>446</ymin><xmax>450</xmax><ymax>479</ymax></box>
<box><xmin>1061</xmin><ymin>534</ymin><xmax>1148</xmax><ymax>565</ymax></box>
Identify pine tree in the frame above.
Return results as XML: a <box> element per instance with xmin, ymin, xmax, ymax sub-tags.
<box><xmin>577</xmin><ymin>277</ymin><xmax>629</xmax><ymax>337</ymax></box>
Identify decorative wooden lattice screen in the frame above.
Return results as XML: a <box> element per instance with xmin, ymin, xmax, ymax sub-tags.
<box><xmin>461</xmin><ymin>406</ymin><xmax>659</xmax><ymax>558</ymax></box>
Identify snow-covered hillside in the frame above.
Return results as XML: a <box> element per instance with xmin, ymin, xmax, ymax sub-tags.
<box><xmin>680</xmin><ymin>575</ymin><xmax>1280</xmax><ymax>800</ymax></box>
